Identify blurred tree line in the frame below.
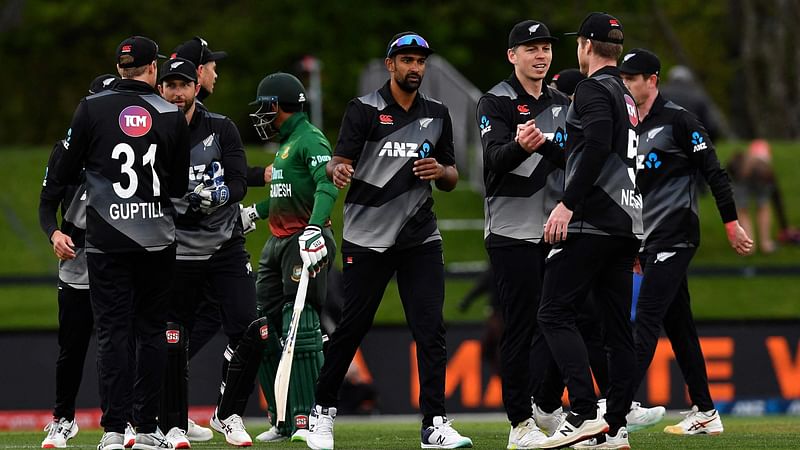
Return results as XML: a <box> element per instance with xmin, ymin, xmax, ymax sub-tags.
<box><xmin>1</xmin><ymin>0</ymin><xmax>797</xmax><ymax>145</ymax></box>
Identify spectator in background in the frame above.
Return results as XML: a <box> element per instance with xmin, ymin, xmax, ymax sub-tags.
<box><xmin>549</xmin><ymin>68</ymin><xmax>586</xmax><ymax>99</ymax></box>
<box><xmin>660</xmin><ymin>65</ymin><xmax>724</xmax><ymax>142</ymax></box>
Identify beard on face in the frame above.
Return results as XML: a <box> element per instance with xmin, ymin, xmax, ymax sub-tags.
<box><xmin>396</xmin><ymin>72</ymin><xmax>422</xmax><ymax>93</ymax></box>
<box><xmin>181</xmin><ymin>97</ymin><xmax>195</xmax><ymax>113</ymax></box>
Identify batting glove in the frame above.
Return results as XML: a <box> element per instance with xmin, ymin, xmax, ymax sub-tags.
<box><xmin>240</xmin><ymin>204</ymin><xmax>259</xmax><ymax>234</ymax></box>
<box><xmin>298</xmin><ymin>225</ymin><xmax>327</xmax><ymax>277</ymax></box>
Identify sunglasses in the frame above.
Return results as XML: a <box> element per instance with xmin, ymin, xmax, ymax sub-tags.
<box><xmin>387</xmin><ymin>34</ymin><xmax>430</xmax><ymax>56</ymax></box>
<box><xmin>194</xmin><ymin>36</ymin><xmax>209</xmax><ymax>64</ymax></box>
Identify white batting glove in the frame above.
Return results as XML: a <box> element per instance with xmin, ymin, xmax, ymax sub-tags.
<box><xmin>240</xmin><ymin>204</ymin><xmax>259</xmax><ymax>234</ymax></box>
<box><xmin>298</xmin><ymin>225</ymin><xmax>327</xmax><ymax>277</ymax></box>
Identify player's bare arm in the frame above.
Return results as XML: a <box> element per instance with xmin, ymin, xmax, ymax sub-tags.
<box><xmin>264</xmin><ymin>164</ymin><xmax>273</xmax><ymax>184</ymax></box>
<box><xmin>725</xmin><ymin>220</ymin><xmax>754</xmax><ymax>256</ymax></box>
<box><xmin>326</xmin><ymin>155</ymin><xmax>354</xmax><ymax>189</ymax></box>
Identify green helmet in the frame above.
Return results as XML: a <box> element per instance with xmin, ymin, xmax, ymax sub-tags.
<box><xmin>249</xmin><ymin>72</ymin><xmax>307</xmax><ymax>140</ymax></box>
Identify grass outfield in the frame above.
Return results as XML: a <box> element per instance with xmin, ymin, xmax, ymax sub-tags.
<box><xmin>2</xmin><ymin>416</ymin><xmax>799</xmax><ymax>449</ymax></box>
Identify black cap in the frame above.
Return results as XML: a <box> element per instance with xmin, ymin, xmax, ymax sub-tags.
<box><xmin>116</xmin><ymin>35</ymin><xmax>165</xmax><ymax>68</ymax></box>
<box><xmin>508</xmin><ymin>20</ymin><xmax>558</xmax><ymax>48</ymax></box>
<box><xmin>173</xmin><ymin>36</ymin><xmax>227</xmax><ymax>67</ymax></box>
<box><xmin>386</xmin><ymin>32</ymin><xmax>433</xmax><ymax>57</ymax></box>
<box><xmin>158</xmin><ymin>58</ymin><xmax>198</xmax><ymax>83</ymax></box>
<box><xmin>619</xmin><ymin>48</ymin><xmax>661</xmax><ymax>76</ymax></box>
<box><xmin>566</xmin><ymin>12</ymin><xmax>624</xmax><ymax>44</ymax></box>
<box><xmin>550</xmin><ymin>69</ymin><xmax>586</xmax><ymax>96</ymax></box>
<box><xmin>88</xmin><ymin>74</ymin><xmax>119</xmax><ymax>94</ymax></box>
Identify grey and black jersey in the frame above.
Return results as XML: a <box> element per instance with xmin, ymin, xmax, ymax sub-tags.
<box><xmin>172</xmin><ymin>104</ymin><xmax>247</xmax><ymax>260</ymax></box>
<box><xmin>51</xmin><ymin>79</ymin><xmax>190</xmax><ymax>253</ymax></box>
<box><xmin>477</xmin><ymin>75</ymin><xmax>570</xmax><ymax>247</ymax></box>
<box><xmin>39</xmin><ymin>140</ymin><xmax>89</xmax><ymax>289</ymax></box>
<box><xmin>335</xmin><ymin>81</ymin><xmax>456</xmax><ymax>253</ymax></box>
<box><xmin>636</xmin><ymin>94</ymin><xmax>737</xmax><ymax>251</ymax></box>
<box><xmin>562</xmin><ymin>67</ymin><xmax>643</xmax><ymax>239</ymax></box>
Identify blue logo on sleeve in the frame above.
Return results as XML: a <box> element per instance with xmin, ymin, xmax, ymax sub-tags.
<box><xmin>644</xmin><ymin>151</ymin><xmax>661</xmax><ymax>169</ymax></box>
<box><xmin>419</xmin><ymin>142</ymin><xmax>431</xmax><ymax>158</ymax></box>
<box><xmin>554</xmin><ymin>130</ymin><xmax>566</xmax><ymax>148</ymax></box>
<box><xmin>691</xmin><ymin>131</ymin><xmax>708</xmax><ymax>152</ymax></box>
<box><xmin>479</xmin><ymin>115</ymin><xmax>492</xmax><ymax>136</ymax></box>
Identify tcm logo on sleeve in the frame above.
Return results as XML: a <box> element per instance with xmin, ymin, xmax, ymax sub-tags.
<box><xmin>119</xmin><ymin>105</ymin><xmax>152</xmax><ymax>137</ymax></box>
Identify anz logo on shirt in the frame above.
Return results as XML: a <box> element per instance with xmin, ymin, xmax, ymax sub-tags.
<box><xmin>479</xmin><ymin>115</ymin><xmax>492</xmax><ymax>137</ymax></box>
<box><xmin>643</xmin><ymin>151</ymin><xmax>662</xmax><ymax>169</ymax></box>
<box><xmin>542</xmin><ymin>128</ymin><xmax>567</xmax><ymax>149</ymax></box>
<box><xmin>691</xmin><ymin>131</ymin><xmax>707</xmax><ymax>152</ymax></box>
<box><xmin>378</xmin><ymin>141</ymin><xmax>432</xmax><ymax>158</ymax></box>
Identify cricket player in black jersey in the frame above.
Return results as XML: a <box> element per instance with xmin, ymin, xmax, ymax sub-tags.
<box><xmin>476</xmin><ymin>20</ymin><xmax>569</xmax><ymax>447</ymax></box>
<box><xmin>38</xmin><ymin>74</ymin><xmax>119</xmax><ymax>449</ymax></box>
<box><xmin>156</xmin><ymin>58</ymin><xmax>259</xmax><ymax>447</ymax></box>
<box><xmin>533</xmin><ymin>13</ymin><xmax>642</xmax><ymax>449</ymax></box>
<box><xmin>306</xmin><ymin>32</ymin><xmax>472</xmax><ymax>450</ymax></box>
<box><xmin>619</xmin><ymin>48</ymin><xmax>753</xmax><ymax>437</ymax></box>
<box><xmin>173</xmin><ymin>37</ymin><xmax>227</xmax><ymax>103</ymax></box>
<box><xmin>51</xmin><ymin>36</ymin><xmax>190</xmax><ymax>450</ymax></box>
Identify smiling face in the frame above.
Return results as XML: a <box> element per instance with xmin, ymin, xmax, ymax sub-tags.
<box><xmin>508</xmin><ymin>41</ymin><xmax>552</xmax><ymax>82</ymax></box>
<box><xmin>386</xmin><ymin>50</ymin><xmax>427</xmax><ymax>93</ymax></box>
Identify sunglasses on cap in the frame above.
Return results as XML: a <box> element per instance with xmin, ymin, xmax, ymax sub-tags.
<box><xmin>193</xmin><ymin>36</ymin><xmax>209</xmax><ymax>64</ymax></box>
<box><xmin>387</xmin><ymin>34</ymin><xmax>430</xmax><ymax>57</ymax></box>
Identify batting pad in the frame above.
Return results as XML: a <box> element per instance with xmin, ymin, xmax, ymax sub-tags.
<box><xmin>160</xmin><ymin>322</ymin><xmax>188</xmax><ymax>432</ymax></box>
<box><xmin>217</xmin><ymin>317</ymin><xmax>270</xmax><ymax>419</ymax></box>
<box><xmin>284</xmin><ymin>302</ymin><xmax>324</xmax><ymax>434</ymax></box>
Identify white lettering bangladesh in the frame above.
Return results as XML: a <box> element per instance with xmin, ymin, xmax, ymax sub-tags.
<box><xmin>271</xmin><ymin>183</ymin><xmax>292</xmax><ymax>198</ymax></box>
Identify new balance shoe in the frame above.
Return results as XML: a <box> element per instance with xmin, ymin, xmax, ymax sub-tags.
<box><xmin>533</xmin><ymin>403</ymin><xmax>565</xmax><ymax>436</ymax></box>
<box><xmin>292</xmin><ymin>428</ymin><xmax>310</xmax><ymax>442</ymax></box>
<box><xmin>664</xmin><ymin>406</ymin><xmax>724</xmax><ymax>435</ymax></box>
<box><xmin>132</xmin><ymin>429</ymin><xmax>173</xmax><ymax>450</ymax></box>
<box><xmin>164</xmin><ymin>427</ymin><xmax>190</xmax><ymax>449</ymax></box>
<box><xmin>507</xmin><ymin>418</ymin><xmax>547</xmax><ymax>449</ymax></box>
<box><xmin>42</xmin><ymin>417</ymin><xmax>79</xmax><ymax>448</ymax></box>
<box><xmin>125</xmin><ymin>423</ymin><xmax>136</xmax><ymax>448</ymax></box>
<box><xmin>625</xmin><ymin>402</ymin><xmax>666</xmax><ymax>432</ymax></box>
<box><xmin>540</xmin><ymin>410</ymin><xmax>608</xmax><ymax>449</ymax></box>
<box><xmin>255</xmin><ymin>426</ymin><xmax>288</xmax><ymax>442</ymax></box>
<box><xmin>210</xmin><ymin>410</ymin><xmax>252</xmax><ymax>446</ymax></box>
<box><xmin>98</xmin><ymin>432</ymin><xmax>126</xmax><ymax>450</ymax></box>
<box><xmin>573</xmin><ymin>427</ymin><xmax>630</xmax><ymax>449</ymax></box>
<box><xmin>421</xmin><ymin>416</ymin><xmax>473</xmax><ymax>449</ymax></box>
<box><xmin>306</xmin><ymin>405</ymin><xmax>336</xmax><ymax>450</ymax></box>
<box><xmin>186</xmin><ymin>419</ymin><xmax>213</xmax><ymax>442</ymax></box>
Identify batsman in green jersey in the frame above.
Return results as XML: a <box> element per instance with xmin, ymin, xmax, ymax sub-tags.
<box><xmin>240</xmin><ymin>72</ymin><xmax>338</xmax><ymax>443</ymax></box>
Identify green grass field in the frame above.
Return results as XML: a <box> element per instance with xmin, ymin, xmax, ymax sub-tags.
<box><xmin>2</xmin><ymin>416</ymin><xmax>799</xmax><ymax>449</ymax></box>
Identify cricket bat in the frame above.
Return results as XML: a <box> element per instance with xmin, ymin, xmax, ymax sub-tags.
<box><xmin>274</xmin><ymin>265</ymin><xmax>310</xmax><ymax>425</ymax></box>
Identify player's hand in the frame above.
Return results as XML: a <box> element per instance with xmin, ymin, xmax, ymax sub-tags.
<box><xmin>413</xmin><ymin>158</ymin><xmax>444</xmax><ymax>180</ymax></box>
<box><xmin>544</xmin><ymin>202</ymin><xmax>573</xmax><ymax>244</ymax></box>
<box><xmin>51</xmin><ymin>230</ymin><xmax>76</xmax><ymax>260</ymax></box>
<box><xmin>725</xmin><ymin>220</ymin><xmax>754</xmax><ymax>255</ymax></box>
<box><xmin>514</xmin><ymin>119</ymin><xmax>536</xmax><ymax>141</ymax></box>
<box><xmin>332</xmin><ymin>163</ymin><xmax>354</xmax><ymax>189</ymax></box>
<box><xmin>298</xmin><ymin>225</ymin><xmax>328</xmax><ymax>277</ymax></box>
<box><xmin>264</xmin><ymin>164</ymin><xmax>274</xmax><ymax>184</ymax></box>
<box><xmin>517</xmin><ymin>121</ymin><xmax>547</xmax><ymax>153</ymax></box>
<box><xmin>240</xmin><ymin>204</ymin><xmax>259</xmax><ymax>234</ymax></box>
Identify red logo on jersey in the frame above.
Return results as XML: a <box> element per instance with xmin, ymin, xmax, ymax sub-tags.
<box><xmin>166</xmin><ymin>329</ymin><xmax>180</xmax><ymax>344</ymax></box>
<box><xmin>259</xmin><ymin>325</ymin><xmax>269</xmax><ymax>340</ymax></box>
<box><xmin>624</xmin><ymin>94</ymin><xmax>639</xmax><ymax>127</ymax></box>
<box><xmin>379</xmin><ymin>114</ymin><xmax>393</xmax><ymax>125</ymax></box>
<box><xmin>517</xmin><ymin>104</ymin><xmax>530</xmax><ymax>115</ymax></box>
<box><xmin>119</xmin><ymin>105</ymin><xmax>152</xmax><ymax>138</ymax></box>
<box><xmin>295</xmin><ymin>415</ymin><xmax>308</xmax><ymax>429</ymax></box>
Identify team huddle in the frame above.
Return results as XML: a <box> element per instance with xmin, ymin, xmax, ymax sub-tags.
<box><xmin>37</xmin><ymin>10</ymin><xmax>752</xmax><ymax>450</ymax></box>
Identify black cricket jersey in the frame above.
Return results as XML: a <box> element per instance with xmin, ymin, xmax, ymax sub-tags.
<box><xmin>172</xmin><ymin>103</ymin><xmax>247</xmax><ymax>260</ymax></box>
<box><xmin>636</xmin><ymin>94</ymin><xmax>737</xmax><ymax>251</ymax></box>
<box><xmin>52</xmin><ymin>79</ymin><xmax>190</xmax><ymax>253</ymax></box>
<box><xmin>477</xmin><ymin>74</ymin><xmax>570</xmax><ymax>247</ymax></box>
<box><xmin>39</xmin><ymin>140</ymin><xmax>89</xmax><ymax>289</ymax></box>
<box><xmin>563</xmin><ymin>66</ymin><xmax>643</xmax><ymax>239</ymax></box>
<box><xmin>335</xmin><ymin>81</ymin><xmax>456</xmax><ymax>253</ymax></box>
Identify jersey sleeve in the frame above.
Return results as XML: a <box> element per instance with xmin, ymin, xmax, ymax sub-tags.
<box><xmin>305</xmin><ymin>132</ymin><xmax>338</xmax><ymax>227</ymax></box>
<box><xmin>477</xmin><ymin>95</ymin><xmax>530</xmax><ymax>172</ymax></box>
<box><xmin>675</xmin><ymin>110</ymin><xmax>737</xmax><ymax>223</ymax></box>
<box><xmin>433</xmin><ymin>108</ymin><xmax>456</xmax><ymax>166</ymax></box>
<box><xmin>219</xmin><ymin>118</ymin><xmax>248</xmax><ymax>204</ymax></box>
<box><xmin>333</xmin><ymin>99</ymin><xmax>369</xmax><ymax>161</ymax></box>
<box><xmin>247</xmin><ymin>165</ymin><xmax>267</xmax><ymax>187</ymax></box>
<box><xmin>167</xmin><ymin>114</ymin><xmax>191</xmax><ymax>199</ymax></box>
<box><xmin>51</xmin><ymin>100</ymin><xmax>90</xmax><ymax>187</ymax></box>
<box><xmin>39</xmin><ymin>141</ymin><xmax>67</xmax><ymax>241</ymax></box>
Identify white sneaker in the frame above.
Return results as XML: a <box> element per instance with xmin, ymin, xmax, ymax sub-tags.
<box><xmin>664</xmin><ymin>406</ymin><xmax>724</xmax><ymax>435</ymax></box>
<box><xmin>186</xmin><ymin>419</ymin><xmax>213</xmax><ymax>442</ymax></box>
<box><xmin>42</xmin><ymin>417</ymin><xmax>79</xmax><ymax>448</ymax></box>
<box><xmin>125</xmin><ymin>423</ymin><xmax>136</xmax><ymax>448</ymax></box>
<box><xmin>533</xmin><ymin>403</ymin><xmax>565</xmax><ymax>436</ymax></box>
<box><xmin>573</xmin><ymin>427</ymin><xmax>630</xmax><ymax>449</ymax></box>
<box><xmin>210</xmin><ymin>410</ymin><xmax>252</xmax><ymax>447</ymax></box>
<box><xmin>541</xmin><ymin>411</ymin><xmax>608</xmax><ymax>449</ymax></box>
<box><xmin>98</xmin><ymin>432</ymin><xmax>126</xmax><ymax>450</ymax></box>
<box><xmin>132</xmin><ymin>429</ymin><xmax>173</xmax><ymax>450</ymax></box>
<box><xmin>626</xmin><ymin>401</ymin><xmax>665</xmax><ymax>431</ymax></box>
<box><xmin>306</xmin><ymin>405</ymin><xmax>336</xmax><ymax>450</ymax></box>
<box><xmin>292</xmin><ymin>428</ymin><xmax>310</xmax><ymax>442</ymax></box>
<box><xmin>507</xmin><ymin>418</ymin><xmax>547</xmax><ymax>449</ymax></box>
<box><xmin>421</xmin><ymin>416</ymin><xmax>473</xmax><ymax>449</ymax></box>
<box><xmin>164</xmin><ymin>427</ymin><xmax>190</xmax><ymax>449</ymax></box>
<box><xmin>255</xmin><ymin>426</ymin><xmax>288</xmax><ymax>442</ymax></box>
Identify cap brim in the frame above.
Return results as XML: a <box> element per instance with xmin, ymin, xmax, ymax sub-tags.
<box><xmin>513</xmin><ymin>36</ymin><xmax>560</xmax><ymax>47</ymax></box>
<box><xmin>157</xmin><ymin>53</ymin><xmax>168</xmax><ymax>59</ymax></box>
<box><xmin>158</xmin><ymin>73</ymin><xmax>196</xmax><ymax>83</ymax></box>
<box><xmin>206</xmin><ymin>50</ymin><xmax>228</xmax><ymax>62</ymax></box>
<box><xmin>563</xmin><ymin>32</ymin><xmax>579</xmax><ymax>36</ymax></box>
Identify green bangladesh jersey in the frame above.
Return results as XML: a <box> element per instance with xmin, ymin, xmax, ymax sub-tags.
<box><xmin>255</xmin><ymin>113</ymin><xmax>337</xmax><ymax>237</ymax></box>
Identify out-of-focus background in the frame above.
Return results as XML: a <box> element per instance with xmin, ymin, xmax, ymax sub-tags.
<box><xmin>1</xmin><ymin>0</ymin><xmax>799</xmax><ymax>430</ymax></box>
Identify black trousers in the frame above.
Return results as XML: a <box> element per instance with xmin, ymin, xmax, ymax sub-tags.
<box><xmin>53</xmin><ymin>286</ymin><xmax>93</xmax><ymax>421</ymax></box>
<box><xmin>538</xmin><ymin>235</ymin><xmax>638</xmax><ymax>431</ymax></box>
<box><xmin>88</xmin><ymin>246</ymin><xmax>175</xmax><ymax>433</ymax></box>
<box><xmin>315</xmin><ymin>241</ymin><xmax>447</xmax><ymax>426</ymax></box>
<box><xmin>488</xmin><ymin>244</ymin><xmax>561</xmax><ymax>425</ymax></box>
<box><xmin>634</xmin><ymin>247</ymin><xmax>714</xmax><ymax>411</ymax></box>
